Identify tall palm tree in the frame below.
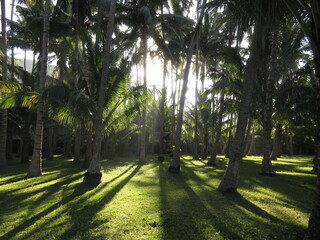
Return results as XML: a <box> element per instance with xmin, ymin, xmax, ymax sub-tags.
<box><xmin>218</xmin><ymin>4</ymin><xmax>264</xmax><ymax>192</ymax></box>
<box><xmin>0</xmin><ymin>0</ymin><xmax>8</xmax><ymax>168</ymax></box>
<box><xmin>83</xmin><ymin>0</ymin><xmax>116</xmax><ymax>185</ymax></box>
<box><xmin>27</xmin><ymin>0</ymin><xmax>51</xmax><ymax>177</ymax></box>
<box><xmin>169</xmin><ymin>0</ymin><xmax>207</xmax><ymax>173</ymax></box>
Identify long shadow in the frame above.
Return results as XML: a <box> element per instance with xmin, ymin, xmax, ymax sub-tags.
<box><xmin>182</xmin><ymin>163</ymin><xmax>308</xmax><ymax>238</ymax></box>
<box><xmin>0</xmin><ymin>164</ymin><xmax>138</xmax><ymax>240</ymax></box>
<box><xmin>56</xmin><ymin>165</ymin><xmax>141</xmax><ymax>240</ymax></box>
<box><xmin>0</xmin><ymin>183</ymin><xmax>90</xmax><ymax>240</ymax></box>
<box><xmin>159</xmin><ymin>162</ymin><xmax>241</xmax><ymax>240</ymax></box>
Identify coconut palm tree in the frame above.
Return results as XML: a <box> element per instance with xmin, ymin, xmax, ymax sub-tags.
<box><xmin>27</xmin><ymin>0</ymin><xmax>51</xmax><ymax>177</ymax></box>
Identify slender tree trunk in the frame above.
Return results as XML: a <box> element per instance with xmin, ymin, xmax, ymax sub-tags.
<box><xmin>158</xmin><ymin>58</ymin><xmax>167</xmax><ymax>162</ymax></box>
<box><xmin>193</xmin><ymin>37</ymin><xmax>200</xmax><ymax>160</ymax></box>
<box><xmin>0</xmin><ymin>0</ymin><xmax>8</xmax><ymax>168</ymax></box>
<box><xmin>208</xmin><ymin>90</ymin><xmax>225</xmax><ymax>166</ymax></box>
<box><xmin>261</xmin><ymin>30</ymin><xmax>278</xmax><ymax>175</ymax></box>
<box><xmin>83</xmin><ymin>0</ymin><xmax>116</xmax><ymax>185</ymax></box>
<box><xmin>169</xmin><ymin>36</ymin><xmax>196</xmax><ymax>173</ymax></box>
<box><xmin>169</xmin><ymin>0</ymin><xmax>207</xmax><ymax>173</ymax></box>
<box><xmin>271</xmin><ymin>123</ymin><xmax>282</xmax><ymax>160</ymax></box>
<box><xmin>28</xmin><ymin>0</ymin><xmax>50</xmax><ymax>177</ymax></box>
<box><xmin>218</xmin><ymin>18</ymin><xmax>263</xmax><ymax>192</ymax></box>
<box><xmin>170</xmin><ymin>66</ymin><xmax>178</xmax><ymax>157</ymax></box>
<box><xmin>243</xmin><ymin>116</ymin><xmax>252</xmax><ymax>156</ymax></box>
<box><xmin>139</xmin><ymin>29</ymin><xmax>148</xmax><ymax>165</ymax></box>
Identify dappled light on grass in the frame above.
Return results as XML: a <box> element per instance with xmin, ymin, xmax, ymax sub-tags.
<box><xmin>0</xmin><ymin>155</ymin><xmax>316</xmax><ymax>239</ymax></box>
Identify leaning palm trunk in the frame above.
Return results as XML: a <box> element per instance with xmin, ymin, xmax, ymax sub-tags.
<box><xmin>83</xmin><ymin>0</ymin><xmax>116</xmax><ymax>185</ymax></box>
<box><xmin>261</xmin><ymin>30</ymin><xmax>278</xmax><ymax>175</ymax></box>
<box><xmin>27</xmin><ymin>0</ymin><xmax>50</xmax><ymax>177</ymax></box>
<box><xmin>218</xmin><ymin>19</ymin><xmax>263</xmax><ymax>192</ymax></box>
<box><xmin>0</xmin><ymin>0</ymin><xmax>8</xmax><ymax>168</ymax></box>
<box><xmin>169</xmin><ymin>0</ymin><xmax>207</xmax><ymax>173</ymax></box>
<box><xmin>169</xmin><ymin>36</ymin><xmax>195</xmax><ymax>173</ymax></box>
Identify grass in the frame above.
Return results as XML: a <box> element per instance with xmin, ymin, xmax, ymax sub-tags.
<box><xmin>0</xmin><ymin>154</ymin><xmax>316</xmax><ymax>240</ymax></box>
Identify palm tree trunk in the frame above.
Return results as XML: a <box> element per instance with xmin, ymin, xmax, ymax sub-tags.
<box><xmin>158</xmin><ymin>58</ymin><xmax>167</xmax><ymax>162</ymax></box>
<box><xmin>139</xmin><ymin>29</ymin><xmax>148</xmax><ymax>165</ymax></box>
<box><xmin>84</xmin><ymin>0</ymin><xmax>116</xmax><ymax>185</ymax></box>
<box><xmin>193</xmin><ymin>37</ymin><xmax>199</xmax><ymax>160</ymax></box>
<box><xmin>208</xmin><ymin>90</ymin><xmax>225</xmax><ymax>166</ymax></box>
<box><xmin>271</xmin><ymin>123</ymin><xmax>282</xmax><ymax>160</ymax></box>
<box><xmin>169</xmin><ymin>0</ymin><xmax>207</xmax><ymax>173</ymax></box>
<box><xmin>27</xmin><ymin>0</ymin><xmax>50</xmax><ymax>177</ymax></box>
<box><xmin>218</xmin><ymin>18</ymin><xmax>263</xmax><ymax>192</ymax></box>
<box><xmin>261</xmin><ymin>30</ymin><xmax>278</xmax><ymax>175</ymax></box>
<box><xmin>243</xmin><ymin>116</ymin><xmax>252</xmax><ymax>156</ymax></box>
<box><xmin>0</xmin><ymin>0</ymin><xmax>8</xmax><ymax>168</ymax></box>
<box><xmin>169</xmin><ymin>36</ymin><xmax>196</xmax><ymax>173</ymax></box>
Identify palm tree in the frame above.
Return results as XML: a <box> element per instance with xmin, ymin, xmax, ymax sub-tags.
<box><xmin>0</xmin><ymin>0</ymin><xmax>8</xmax><ymax>168</ymax></box>
<box><xmin>169</xmin><ymin>0</ymin><xmax>207</xmax><ymax>173</ymax></box>
<box><xmin>27</xmin><ymin>0</ymin><xmax>51</xmax><ymax>177</ymax></box>
<box><xmin>218</xmin><ymin>3</ymin><xmax>264</xmax><ymax>192</ymax></box>
<box><xmin>83</xmin><ymin>0</ymin><xmax>117</xmax><ymax>184</ymax></box>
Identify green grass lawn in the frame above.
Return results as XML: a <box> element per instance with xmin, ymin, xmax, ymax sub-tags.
<box><xmin>0</xmin><ymin>155</ymin><xmax>316</xmax><ymax>240</ymax></box>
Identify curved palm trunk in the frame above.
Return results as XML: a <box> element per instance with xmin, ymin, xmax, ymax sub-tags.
<box><xmin>218</xmin><ymin>19</ymin><xmax>263</xmax><ymax>192</ymax></box>
<box><xmin>83</xmin><ymin>0</ymin><xmax>116</xmax><ymax>185</ymax></box>
<box><xmin>27</xmin><ymin>0</ymin><xmax>50</xmax><ymax>177</ymax></box>
<box><xmin>261</xmin><ymin>31</ymin><xmax>278</xmax><ymax>175</ymax></box>
<box><xmin>169</xmin><ymin>36</ymin><xmax>196</xmax><ymax>173</ymax></box>
<box><xmin>139</xmin><ymin>29</ymin><xmax>148</xmax><ymax>165</ymax></box>
<box><xmin>208</xmin><ymin>90</ymin><xmax>225</xmax><ymax>166</ymax></box>
<box><xmin>169</xmin><ymin>0</ymin><xmax>207</xmax><ymax>173</ymax></box>
<box><xmin>0</xmin><ymin>0</ymin><xmax>8</xmax><ymax>168</ymax></box>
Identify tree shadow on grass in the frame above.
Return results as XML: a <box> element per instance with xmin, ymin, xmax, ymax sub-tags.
<box><xmin>0</xmin><ymin>182</ymin><xmax>91</xmax><ymax>240</ymax></box>
<box><xmin>159</xmin><ymin>159</ymin><xmax>308</xmax><ymax>240</ymax></box>
<box><xmin>0</xmin><ymin>164</ymin><xmax>139</xmax><ymax>240</ymax></box>
<box><xmin>56</xmin><ymin>165</ymin><xmax>141</xmax><ymax>240</ymax></box>
<box><xmin>159</xmin><ymin>163</ymin><xmax>241</xmax><ymax>240</ymax></box>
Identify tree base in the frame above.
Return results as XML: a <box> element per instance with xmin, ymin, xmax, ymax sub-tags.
<box><xmin>207</xmin><ymin>161</ymin><xmax>216</xmax><ymax>167</ymax></box>
<box><xmin>218</xmin><ymin>186</ymin><xmax>238</xmax><ymax>193</ymax></box>
<box><xmin>168</xmin><ymin>165</ymin><xmax>180</xmax><ymax>173</ymax></box>
<box><xmin>158</xmin><ymin>156</ymin><xmax>165</xmax><ymax>162</ymax></box>
<box><xmin>192</xmin><ymin>156</ymin><xmax>199</xmax><ymax>160</ymax></box>
<box><xmin>83</xmin><ymin>172</ymin><xmax>102</xmax><ymax>186</ymax></box>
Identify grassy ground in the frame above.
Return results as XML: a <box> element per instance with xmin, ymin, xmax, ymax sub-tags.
<box><xmin>0</xmin><ymin>155</ymin><xmax>316</xmax><ymax>240</ymax></box>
